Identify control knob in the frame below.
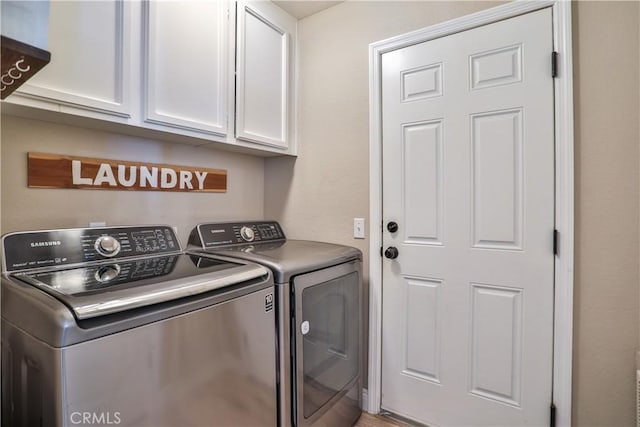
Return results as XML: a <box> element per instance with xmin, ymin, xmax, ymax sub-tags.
<box><xmin>240</xmin><ymin>226</ymin><xmax>255</xmax><ymax>242</ymax></box>
<box><xmin>95</xmin><ymin>264</ymin><xmax>121</xmax><ymax>282</ymax></box>
<box><xmin>95</xmin><ymin>235</ymin><xmax>121</xmax><ymax>257</ymax></box>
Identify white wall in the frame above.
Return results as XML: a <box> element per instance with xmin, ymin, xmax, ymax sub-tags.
<box><xmin>266</xmin><ymin>1</ymin><xmax>640</xmax><ymax>424</ymax></box>
<box><xmin>1</xmin><ymin>115</ymin><xmax>265</xmax><ymax>246</ymax></box>
<box><xmin>571</xmin><ymin>2</ymin><xmax>639</xmax><ymax>425</ymax></box>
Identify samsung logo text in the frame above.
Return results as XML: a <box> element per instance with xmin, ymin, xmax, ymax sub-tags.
<box><xmin>30</xmin><ymin>241</ymin><xmax>62</xmax><ymax>248</ymax></box>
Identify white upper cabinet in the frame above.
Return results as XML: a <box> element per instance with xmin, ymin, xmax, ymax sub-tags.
<box><xmin>16</xmin><ymin>0</ymin><xmax>132</xmax><ymax>118</ymax></box>
<box><xmin>143</xmin><ymin>0</ymin><xmax>228</xmax><ymax>136</ymax></box>
<box><xmin>235</xmin><ymin>1</ymin><xmax>296</xmax><ymax>150</ymax></box>
<box><xmin>3</xmin><ymin>0</ymin><xmax>298</xmax><ymax>156</ymax></box>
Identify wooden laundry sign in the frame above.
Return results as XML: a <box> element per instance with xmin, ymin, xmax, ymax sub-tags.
<box><xmin>27</xmin><ymin>152</ymin><xmax>227</xmax><ymax>193</ymax></box>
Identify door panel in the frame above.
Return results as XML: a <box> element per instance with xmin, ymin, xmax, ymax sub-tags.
<box><xmin>470</xmin><ymin>44</ymin><xmax>523</xmax><ymax>90</ymax></box>
<box><xmin>470</xmin><ymin>283</ymin><xmax>523</xmax><ymax>406</ymax></box>
<box><xmin>403</xmin><ymin>277</ymin><xmax>442</xmax><ymax>384</ymax></box>
<box><xmin>381</xmin><ymin>8</ymin><xmax>554</xmax><ymax>426</ymax></box>
<box><xmin>471</xmin><ymin>109</ymin><xmax>523</xmax><ymax>249</ymax></box>
<box><xmin>403</xmin><ymin>121</ymin><xmax>444</xmax><ymax>245</ymax></box>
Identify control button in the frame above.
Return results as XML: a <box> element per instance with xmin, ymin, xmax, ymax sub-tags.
<box><xmin>240</xmin><ymin>226</ymin><xmax>255</xmax><ymax>242</ymax></box>
<box><xmin>301</xmin><ymin>321</ymin><xmax>310</xmax><ymax>335</ymax></box>
<box><xmin>94</xmin><ymin>264</ymin><xmax>121</xmax><ymax>282</ymax></box>
<box><xmin>95</xmin><ymin>236</ymin><xmax>121</xmax><ymax>257</ymax></box>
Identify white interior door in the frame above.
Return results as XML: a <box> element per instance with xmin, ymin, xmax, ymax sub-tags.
<box><xmin>381</xmin><ymin>9</ymin><xmax>555</xmax><ymax>426</ymax></box>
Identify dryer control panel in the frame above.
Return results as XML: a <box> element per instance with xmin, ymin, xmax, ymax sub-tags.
<box><xmin>2</xmin><ymin>226</ymin><xmax>180</xmax><ymax>272</ymax></box>
<box><xmin>194</xmin><ymin>221</ymin><xmax>286</xmax><ymax>248</ymax></box>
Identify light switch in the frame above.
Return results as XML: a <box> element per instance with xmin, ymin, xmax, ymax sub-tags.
<box><xmin>353</xmin><ymin>218</ymin><xmax>365</xmax><ymax>239</ymax></box>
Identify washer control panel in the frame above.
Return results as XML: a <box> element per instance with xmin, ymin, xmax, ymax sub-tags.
<box><xmin>2</xmin><ymin>226</ymin><xmax>180</xmax><ymax>272</ymax></box>
<box><xmin>195</xmin><ymin>221</ymin><xmax>286</xmax><ymax>248</ymax></box>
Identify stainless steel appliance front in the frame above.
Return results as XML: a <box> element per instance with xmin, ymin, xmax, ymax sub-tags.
<box><xmin>1</xmin><ymin>225</ymin><xmax>277</xmax><ymax>427</ymax></box>
<box><xmin>189</xmin><ymin>221</ymin><xmax>363</xmax><ymax>427</ymax></box>
<box><xmin>2</xmin><ymin>286</ymin><xmax>276</xmax><ymax>426</ymax></box>
<box><xmin>292</xmin><ymin>260</ymin><xmax>361</xmax><ymax>427</ymax></box>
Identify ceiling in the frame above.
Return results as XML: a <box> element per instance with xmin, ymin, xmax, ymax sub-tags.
<box><xmin>272</xmin><ymin>1</ymin><xmax>343</xmax><ymax>19</ymax></box>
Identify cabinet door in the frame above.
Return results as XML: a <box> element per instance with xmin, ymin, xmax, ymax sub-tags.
<box><xmin>143</xmin><ymin>0</ymin><xmax>228</xmax><ymax>136</ymax></box>
<box><xmin>15</xmin><ymin>0</ymin><xmax>131</xmax><ymax>117</ymax></box>
<box><xmin>235</xmin><ymin>1</ymin><xmax>296</xmax><ymax>149</ymax></box>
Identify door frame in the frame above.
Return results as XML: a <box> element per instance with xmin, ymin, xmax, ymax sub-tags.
<box><xmin>368</xmin><ymin>1</ymin><xmax>574</xmax><ymax>425</ymax></box>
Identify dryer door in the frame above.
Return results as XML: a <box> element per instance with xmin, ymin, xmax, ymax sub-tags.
<box><xmin>292</xmin><ymin>260</ymin><xmax>362</xmax><ymax>427</ymax></box>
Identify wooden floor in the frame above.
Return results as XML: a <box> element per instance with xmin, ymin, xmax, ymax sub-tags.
<box><xmin>354</xmin><ymin>412</ymin><xmax>413</xmax><ymax>427</ymax></box>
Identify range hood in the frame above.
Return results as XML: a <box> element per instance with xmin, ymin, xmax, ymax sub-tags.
<box><xmin>1</xmin><ymin>1</ymin><xmax>51</xmax><ymax>100</ymax></box>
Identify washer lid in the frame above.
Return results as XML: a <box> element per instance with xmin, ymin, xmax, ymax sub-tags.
<box><xmin>191</xmin><ymin>240</ymin><xmax>362</xmax><ymax>283</ymax></box>
<box><xmin>12</xmin><ymin>253</ymin><xmax>269</xmax><ymax>319</ymax></box>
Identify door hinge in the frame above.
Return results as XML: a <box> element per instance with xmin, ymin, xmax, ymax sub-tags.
<box><xmin>380</xmin><ymin>246</ymin><xmax>383</xmax><ymax>257</ymax></box>
<box><xmin>551</xmin><ymin>51</ymin><xmax>558</xmax><ymax>78</ymax></box>
<box><xmin>550</xmin><ymin>403</ymin><xmax>556</xmax><ymax>427</ymax></box>
<box><xmin>553</xmin><ymin>229</ymin><xmax>559</xmax><ymax>255</ymax></box>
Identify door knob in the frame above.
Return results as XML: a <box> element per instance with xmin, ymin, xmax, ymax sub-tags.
<box><xmin>387</xmin><ymin>221</ymin><xmax>398</xmax><ymax>233</ymax></box>
<box><xmin>384</xmin><ymin>247</ymin><xmax>399</xmax><ymax>259</ymax></box>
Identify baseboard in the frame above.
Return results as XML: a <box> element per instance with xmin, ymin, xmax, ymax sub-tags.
<box><xmin>362</xmin><ymin>388</ymin><xmax>371</xmax><ymax>413</ymax></box>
